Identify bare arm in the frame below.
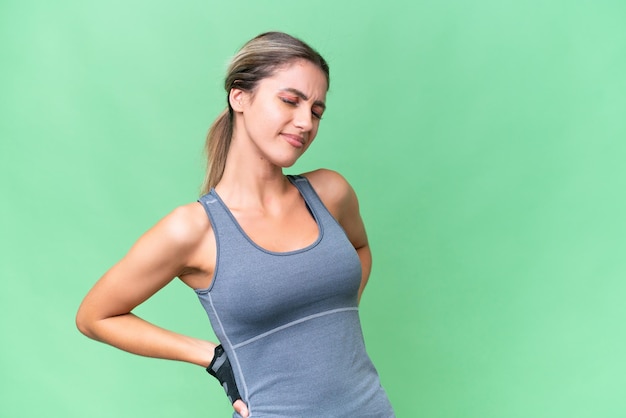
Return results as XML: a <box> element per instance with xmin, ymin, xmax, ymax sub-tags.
<box><xmin>75</xmin><ymin>204</ymin><xmax>216</xmax><ymax>366</ymax></box>
<box><xmin>304</xmin><ymin>169</ymin><xmax>372</xmax><ymax>303</ymax></box>
<box><xmin>76</xmin><ymin>204</ymin><xmax>251</xmax><ymax>416</ymax></box>
<box><xmin>338</xmin><ymin>187</ymin><xmax>372</xmax><ymax>303</ymax></box>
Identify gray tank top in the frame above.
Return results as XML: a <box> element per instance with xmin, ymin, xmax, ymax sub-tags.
<box><xmin>195</xmin><ymin>175</ymin><xmax>394</xmax><ymax>417</ymax></box>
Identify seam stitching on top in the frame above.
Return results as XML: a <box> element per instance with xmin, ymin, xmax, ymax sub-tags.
<box><xmin>208</xmin><ymin>293</ymin><xmax>251</xmax><ymax>409</ymax></box>
<box><xmin>232</xmin><ymin>307</ymin><xmax>358</xmax><ymax>349</ymax></box>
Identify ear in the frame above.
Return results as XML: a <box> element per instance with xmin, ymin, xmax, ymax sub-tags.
<box><xmin>229</xmin><ymin>88</ymin><xmax>247</xmax><ymax>112</ymax></box>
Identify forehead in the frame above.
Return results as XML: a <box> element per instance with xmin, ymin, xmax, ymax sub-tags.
<box><xmin>261</xmin><ymin>60</ymin><xmax>328</xmax><ymax>100</ymax></box>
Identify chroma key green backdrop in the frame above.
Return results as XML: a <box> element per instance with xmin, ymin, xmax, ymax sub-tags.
<box><xmin>1</xmin><ymin>0</ymin><xmax>625</xmax><ymax>417</ymax></box>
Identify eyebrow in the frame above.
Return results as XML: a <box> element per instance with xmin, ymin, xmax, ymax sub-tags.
<box><xmin>280</xmin><ymin>88</ymin><xmax>326</xmax><ymax>110</ymax></box>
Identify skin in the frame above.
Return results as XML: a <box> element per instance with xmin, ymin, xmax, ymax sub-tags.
<box><xmin>76</xmin><ymin>60</ymin><xmax>372</xmax><ymax>417</ymax></box>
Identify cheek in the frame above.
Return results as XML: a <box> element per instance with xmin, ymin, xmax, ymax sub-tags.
<box><xmin>260</xmin><ymin>103</ymin><xmax>288</xmax><ymax>129</ymax></box>
<box><xmin>248</xmin><ymin>107</ymin><xmax>278</xmax><ymax>133</ymax></box>
<box><xmin>310</xmin><ymin>123</ymin><xmax>321</xmax><ymax>138</ymax></box>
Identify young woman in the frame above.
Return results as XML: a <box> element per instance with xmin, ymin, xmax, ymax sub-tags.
<box><xmin>76</xmin><ymin>32</ymin><xmax>395</xmax><ymax>417</ymax></box>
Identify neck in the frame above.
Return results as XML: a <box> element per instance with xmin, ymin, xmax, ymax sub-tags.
<box><xmin>215</xmin><ymin>137</ymin><xmax>291</xmax><ymax>210</ymax></box>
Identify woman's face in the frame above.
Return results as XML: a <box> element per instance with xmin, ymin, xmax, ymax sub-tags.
<box><xmin>232</xmin><ymin>59</ymin><xmax>328</xmax><ymax>168</ymax></box>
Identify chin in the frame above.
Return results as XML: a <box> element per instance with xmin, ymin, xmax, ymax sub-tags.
<box><xmin>277</xmin><ymin>159</ymin><xmax>298</xmax><ymax>169</ymax></box>
<box><xmin>269</xmin><ymin>152</ymin><xmax>304</xmax><ymax>169</ymax></box>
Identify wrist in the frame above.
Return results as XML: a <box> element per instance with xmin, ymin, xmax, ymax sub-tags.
<box><xmin>186</xmin><ymin>338</ymin><xmax>218</xmax><ymax>367</ymax></box>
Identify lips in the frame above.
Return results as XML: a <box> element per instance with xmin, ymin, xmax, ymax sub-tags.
<box><xmin>281</xmin><ymin>133</ymin><xmax>305</xmax><ymax>148</ymax></box>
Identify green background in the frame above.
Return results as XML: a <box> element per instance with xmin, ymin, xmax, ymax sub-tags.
<box><xmin>2</xmin><ymin>0</ymin><xmax>625</xmax><ymax>417</ymax></box>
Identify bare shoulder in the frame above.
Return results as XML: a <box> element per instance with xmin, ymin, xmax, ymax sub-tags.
<box><xmin>147</xmin><ymin>202</ymin><xmax>211</xmax><ymax>251</ymax></box>
<box><xmin>300</xmin><ymin>168</ymin><xmax>358</xmax><ymax>220</ymax></box>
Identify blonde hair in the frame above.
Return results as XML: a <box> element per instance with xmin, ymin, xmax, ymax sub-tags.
<box><xmin>201</xmin><ymin>32</ymin><xmax>330</xmax><ymax>194</ymax></box>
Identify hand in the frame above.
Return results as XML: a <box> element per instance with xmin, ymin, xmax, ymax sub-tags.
<box><xmin>233</xmin><ymin>399</ymin><xmax>249</xmax><ymax>417</ymax></box>
<box><xmin>207</xmin><ymin>345</ymin><xmax>248</xmax><ymax>416</ymax></box>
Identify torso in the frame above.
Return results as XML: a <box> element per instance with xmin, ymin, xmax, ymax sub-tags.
<box><xmin>193</xmin><ymin>174</ymin><xmax>394</xmax><ymax>417</ymax></box>
<box><xmin>177</xmin><ymin>170</ymin><xmax>342</xmax><ymax>290</ymax></box>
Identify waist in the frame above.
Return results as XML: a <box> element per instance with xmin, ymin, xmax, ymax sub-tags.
<box><xmin>233</xmin><ymin>314</ymin><xmax>391</xmax><ymax>417</ymax></box>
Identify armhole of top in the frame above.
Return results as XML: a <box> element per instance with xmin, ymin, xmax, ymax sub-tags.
<box><xmin>193</xmin><ymin>194</ymin><xmax>220</xmax><ymax>293</ymax></box>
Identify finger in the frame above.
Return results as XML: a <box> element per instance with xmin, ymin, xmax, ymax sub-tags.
<box><xmin>233</xmin><ymin>399</ymin><xmax>249</xmax><ymax>418</ymax></box>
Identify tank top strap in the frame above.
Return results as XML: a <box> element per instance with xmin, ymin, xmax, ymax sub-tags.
<box><xmin>286</xmin><ymin>174</ymin><xmax>337</xmax><ymax>229</ymax></box>
<box><xmin>197</xmin><ymin>189</ymin><xmax>246</xmax><ymax>245</ymax></box>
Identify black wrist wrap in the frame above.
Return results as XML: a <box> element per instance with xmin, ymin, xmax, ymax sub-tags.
<box><xmin>206</xmin><ymin>344</ymin><xmax>242</xmax><ymax>404</ymax></box>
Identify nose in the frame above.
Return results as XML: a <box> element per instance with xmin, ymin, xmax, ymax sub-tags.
<box><xmin>294</xmin><ymin>106</ymin><xmax>314</xmax><ymax>132</ymax></box>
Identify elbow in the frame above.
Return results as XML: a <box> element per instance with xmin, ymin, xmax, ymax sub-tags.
<box><xmin>75</xmin><ymin>306</ymin><xmax>96</xmax><ymax>339</ymax></box>
<box><xmin>75</xmin><ymin>312</ymin><xmax>90</xmax><ymax>338</ymax></box>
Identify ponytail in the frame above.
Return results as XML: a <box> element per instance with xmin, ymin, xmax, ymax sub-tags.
<box><xmin>201</xmin><ymin>107</ymin><xmax>232</xmax><ymax>194</ymax></box>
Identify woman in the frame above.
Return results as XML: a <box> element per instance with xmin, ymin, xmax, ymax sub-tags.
<box><xmin>76</xmin><ymin>32</ymin><xmax>394</xmax><ymax>417</ymax></box>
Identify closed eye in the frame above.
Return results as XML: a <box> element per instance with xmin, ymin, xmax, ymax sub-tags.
<box><xmin>312</xmin><ymin>105</ymin><xmax>324</xmax><ymax>120</ymax></box>
<box><xmin>280</xmin><ymin>95</ymin><xmax>324</xmax><ymax>120</ymax></box>
<box><xmin>280</xmin><ymin>97</ymin><xmax>298</xmax><ymax>106</ymax></box>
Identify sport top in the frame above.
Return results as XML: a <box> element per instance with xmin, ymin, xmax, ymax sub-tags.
<box><xmin>195</xmin><ymin>175</ymin><xmax>395</xmax><ymax>417</ymax></box>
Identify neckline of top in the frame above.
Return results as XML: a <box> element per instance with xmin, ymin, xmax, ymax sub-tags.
<box><xmin>209</xmin><ymin>175</ymin><xmax>323</xmax><ymax>256</ymax></box>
